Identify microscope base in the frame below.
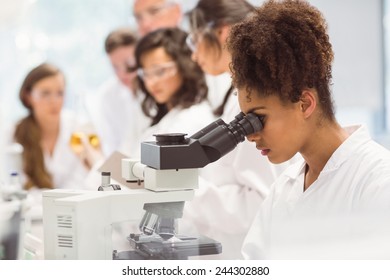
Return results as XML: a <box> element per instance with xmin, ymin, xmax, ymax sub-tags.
<box><xmin>113</xmin><ymin>234</ymin><xmax>222</xmax><ymax>260</ymax></box>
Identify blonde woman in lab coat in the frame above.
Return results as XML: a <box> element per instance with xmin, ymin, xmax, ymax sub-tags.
<box><xmin>120</xmin><ymin>27</ymin><xmax>214</xmax><ymax>158</ymax></box>
<box><xmin>228</xmin><ymin>0</ymin><xmax>390</xmax><ymax>259</ymax></box>
<box><xmin>185</xmin><ymin>0</ymin><xmax>294</xmax><ymax>259</ymax></box>
<box><xmin>12</xmin><ymin>63</ymin><xmax>88</xmax><ymax>190</ymax></box>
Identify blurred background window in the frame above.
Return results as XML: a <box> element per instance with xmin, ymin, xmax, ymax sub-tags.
<box><xmin>0</xmin><ymin>0</ymin><xmax>389</xmax><ymax>148</ymax></box>
<box><xmin>0</xmin><ymin>0</ymin><xmax>131</xmax><ymax>123</ymax></box>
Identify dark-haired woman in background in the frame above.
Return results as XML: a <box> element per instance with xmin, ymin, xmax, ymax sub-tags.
<box><xmin>120</xmin><ymin>27</ymin><xmax>214</xmax><ymax>158</ymax></box>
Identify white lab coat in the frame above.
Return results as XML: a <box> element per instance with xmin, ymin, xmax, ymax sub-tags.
<box><xmin>6</xmin><ymin>110</ymin><xmax>89</xmax><ymax>189</ymax></box>
<box><xmin>44</xmin><ymin>111</ymin><xmax>90</xmax><ymax>189</ymax></box>
<box><xmin>84</xmin><ymin>77</ymin><xmax>149</xmax><ymax>157</ymax></box>
<box><xmin>181</xmin><ymin>92</ymin><xmax>291</xmax><ymax>259</ymax></box>
<box><xmin>120</xmin><ymin>100</ymin><xmax>215</xmax><ymax>158</ymax></box>
<box><xmin>205</xmin><ymin>73</ymin><xmax>232</xmax><ymax>111</ymax></box>
<box><xmin>242</xmin><ymin>125</ymin><xmax>390</xmax><ymax>259</ymax></box>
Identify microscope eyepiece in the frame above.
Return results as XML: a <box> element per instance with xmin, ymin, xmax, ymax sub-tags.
<box><xmin>227</xmin><ymin>112</ymin><xmax>263</xmax><ymax>144</ymax></box>
<box><xmin>185</xmin><ymin>112</ymin><xmax>263</xmax><ymax>164</ymax></box>
<box><xmin>141</xmin><ymin>112</ymin><xmax>263</xmax><ymax>169</ymax></box>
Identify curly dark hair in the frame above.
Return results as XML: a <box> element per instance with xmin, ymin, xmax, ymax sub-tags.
<box><xmin>227</xmin><ymin>0</ymin><xmax>335</xmax><ymax>120</ymax></box>
<box><xmin>135</xmin><ymin>27</ymin><xmax>208</xmax><ymax>125</ymax></box>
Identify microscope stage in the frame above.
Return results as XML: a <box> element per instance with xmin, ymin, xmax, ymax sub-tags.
<box><xmin>113</xmin><ymin>234</ymin><xmax>222</xmax><ymax>260</ymax></box>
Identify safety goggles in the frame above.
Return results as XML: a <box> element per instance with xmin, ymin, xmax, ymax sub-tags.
<box><xmin>137</xmin><ymin>61</ymin><xmax>178</xmax><ymax>82</ymax></box>
<box><xmin>31</xmin><ymin>89</ymin><xmax>64</xmax><ymax>101</ymax></box>
<box><xmin>185</xmin><ymin>21</ymin><xmax>215</xmax><ymax>52</ymax></box>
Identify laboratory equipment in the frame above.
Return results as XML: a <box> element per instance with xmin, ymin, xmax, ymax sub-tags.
<box><xmin>43</xmin><ymin>112</ymin><xmax>262</xmax><ymax>259</ymax></box>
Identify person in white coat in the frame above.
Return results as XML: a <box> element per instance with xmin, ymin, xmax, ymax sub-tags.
<box><xmin>227</xmin><ymin>0</ymin><xmax>390</xmax><ymax>259</ymax></box>
<box><xmin>80</xmin><ymin>28</ymin><xmax>214</xmax><ymax>253</ymax></box>
<box><xmin>132</xmin><ymin>0</ymin><xmax>232</xmax><ymax>111</ymax></box>
<box><xmin>120</xmin><ymin>27</ymin><xmax>214</xmax><ymax>157</ymax></box>
<box><xmin>133</xmin><ymin>0</ymin><xmax>182</xmax><ymax>37</ymax></box>
<box><xmin>84</xmin><ymin>27</ymin><xmax>149</xmax><ymax>157</ymax></box>
<box><xmin>184</xmin><ymin>0</ymin><xmax>294</xmax><ymax>259</ymax></box>
<box><xmin>11</xmin><ymin>63</ymin><xmax>88</xmax><ymax>190</ymax></box>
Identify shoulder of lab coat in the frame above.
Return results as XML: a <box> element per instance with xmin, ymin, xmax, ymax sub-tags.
<box><xmin>43</xmin><ymin>110</ymin><xmax>90</xmax><ymax>189</ymax></box>
<box><xmin>242</xmin><ymin>125</ymin><xmax>390</xmax><ymax>259</ymax></box>
<box><xmin>84</xmin><ymin>77</ymin><xmax>126</xmax><ymax>147</ymax></box>
<box><xmin>205</xmin><ymin>72</ymin><xmax>232</xmax><ymax>110</ymax></box>
<box><xmin>152</xmin><ymin>100</ymin><xmax>216</xmax><ymax>135</ymax></box>
<box><xmin>84</xmin><ymin>77</ymin><xmax>148</xmax><ymax>156</ymax></box>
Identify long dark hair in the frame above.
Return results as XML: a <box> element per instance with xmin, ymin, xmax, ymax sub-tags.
<box><xmin>14</xmin><ymin>63</ymin><xmax>63</xmax><ymax>189</ymax></box>
<box><xmin>187</xmin><ymin>0</ymin><xmax>254</xmax><ymax>116</ymax></box>
<box><xmin>135</xmin><ymin>27</ymin><xmax>208</xmax><ymax>125</ymax></box>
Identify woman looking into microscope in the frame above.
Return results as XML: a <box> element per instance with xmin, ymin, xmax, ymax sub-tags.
<box><xmin>182</xmin><ymin>0</ymin><xmax>296</xmax><ymax>259</ymax></box>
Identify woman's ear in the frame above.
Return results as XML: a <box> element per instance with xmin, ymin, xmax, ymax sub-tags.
<box><xmin>299</xmin><ymin>89</ymin><xmax>317</xmax><ymax>118</ymax></box>
<box><xmin>217</xmin><ymin>25</ymin><xmax>231</xmax><ymax>45</ymax></box>
<box><xmin>22</xmin><ymin>91</ymin><xmax>33</xmax><ymax>108</ymax></box>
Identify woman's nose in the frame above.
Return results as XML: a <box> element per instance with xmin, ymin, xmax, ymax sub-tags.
<box><xmin>191</xmin><ymin>51</ymin><xmax>198</xmax><ymax>63</ymax></box>
<box><xmin>145</xmin><ymin>77</ymin><xmax>159</xmax><ymax>87</ymax></box>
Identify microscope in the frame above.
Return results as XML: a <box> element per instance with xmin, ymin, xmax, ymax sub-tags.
<box><xmin>42</xmin><ymin>112</ymin><xmax>263</xmax><ymax>260</ymax></box>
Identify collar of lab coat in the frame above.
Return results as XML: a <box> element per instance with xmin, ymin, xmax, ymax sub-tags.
<box><xmin>284</xmin><ymin>124</ymin><xmax>369</xmax><ymax>179</ymax></box>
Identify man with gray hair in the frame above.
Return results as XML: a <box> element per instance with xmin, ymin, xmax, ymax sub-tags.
<box><xmin>133</xmin><ymin>0</ymin><xmax>182</xmax><ymax>36</ymax></box>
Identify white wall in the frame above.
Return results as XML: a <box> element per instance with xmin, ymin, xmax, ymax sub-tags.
<box><xmin>310</xmin><ymin>0</ymin><xmax>383</xmax><ymax>109</ymax></box>
<box><xmin>308</xmin><ymin>0</ymin><xmax>385</xmax><ymax>141</ymax></box>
